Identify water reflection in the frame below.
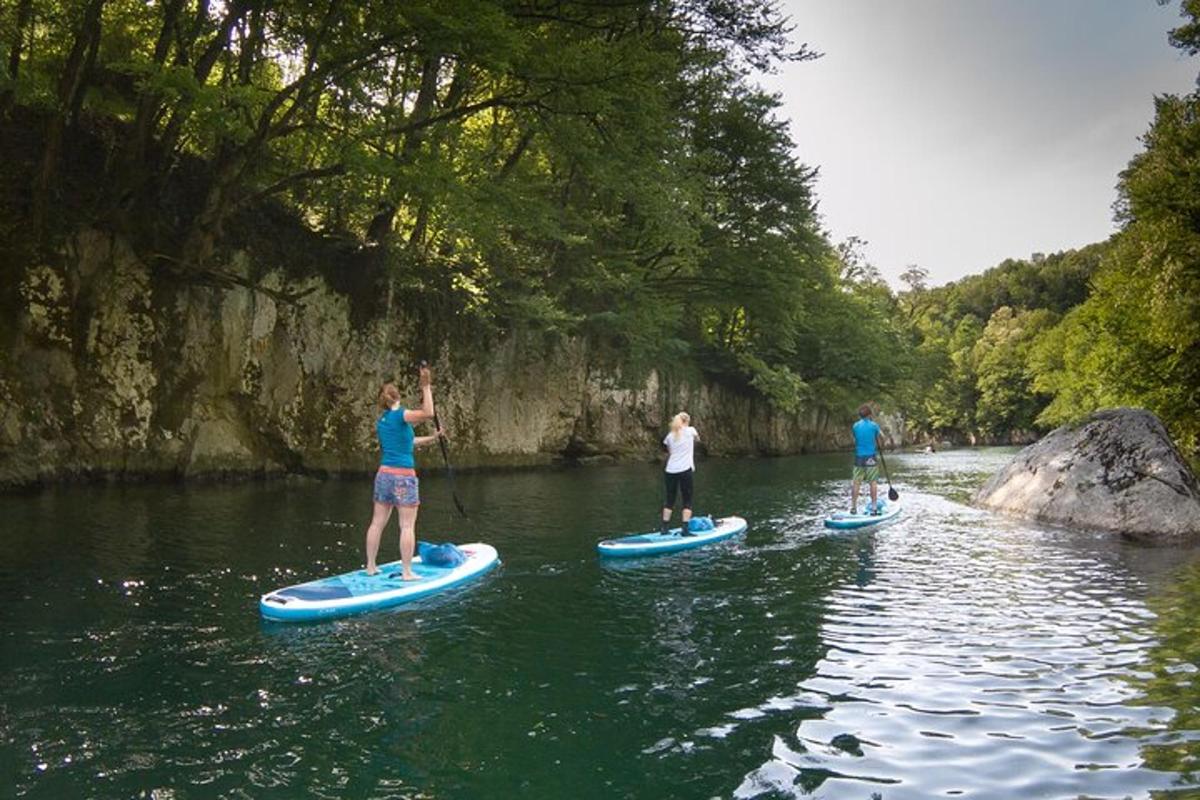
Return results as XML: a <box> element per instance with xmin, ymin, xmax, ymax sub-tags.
<box><xmin>731</xmin><ymin>472</ymin><xmax>1200</xmax><ymax>799</ymax></box>
<box><xmin>2</xmin><ymin>450</ymin><xmax>1199</xmax><ymax>798</ymax></box>
<box><xmin>1134</xmin><ymin>560</ymin><xmax>1200</xmax><ymax>787</ymax></box>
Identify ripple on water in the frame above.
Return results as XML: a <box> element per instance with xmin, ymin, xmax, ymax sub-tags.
<box><xmin>2</xmin><ymin>453</ymin><xmax>1199</xmax><ymax>798</ymax></box>
<box><xmin>719</xmin><ymin>490</ymin><xmax>1195</xmax><ymax>799</ymax></box>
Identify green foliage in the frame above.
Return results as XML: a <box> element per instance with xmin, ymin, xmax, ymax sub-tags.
<box><xmin>971</xmin><ymin>307</ymin><xmax>1057</xmax><ymax>435</ymax></box>
<box><xmin>4</xmin><ymin>0</ymin><xmax>873</xmax><ymax>414</ymax></box>
<box><xmin>894</xmin><ymin>4</ymin><xmax>1200</xmax><ymax>455</ymax></box>
<box><xmin>736</xmin><ymin>353</ymin><xmax>810</xmax><ymax>414</ymax></box>
<box><xmin>920</xmin><ymin>314</ymin><xmax>983</xmax><ymax>433</ymax></box>
<box><xmin>897</xmin><ymin>246</ymin><xmax>1098</xmax><ymax>439</ymax></box>
<box><xmin>1167</xmin><ymin>0</ymin><xmax>1200</xmax><ymax>55</ymax></box>
<box><xmin>1027</xmin><ymin>301</ymin><xmax>1134</xmax><ymax>428</ymax></box>
<box><xmin>1131</xmin><ymin>558</ymin><xmax>1200</xmax><ymax>778</ymax></box>
<box><xmin>936</xmin><ymin>245</ymin><xmax>1106</xmax><ymax>321</ymax></box>
<box><xmin>5</xmin><ymin>0</ymin><xmax>1195</xmax><ymax>453</ymax></box>
<box><xmin>1024</xmin><ymin>93</ymin><xmax>1200</xmax><ymax>454</ymax></box>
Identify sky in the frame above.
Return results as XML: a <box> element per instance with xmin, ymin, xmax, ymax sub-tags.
<box><xmin>758</xmin><ymin>0</ymin><xmax>1199</xmax><ymax>287</ymax></box>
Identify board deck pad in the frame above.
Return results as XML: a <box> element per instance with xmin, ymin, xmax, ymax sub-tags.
<box><xmin>597</xmin><ymin>516</ymin><xmax>748</xmax><ymax>558</ymax></box>
<box><xmin>824</xmin><ymin>503</ymin><xmax>902</xmax><ymax>530</ymax></box>
<box><xmin>260</xmin><ymin>542</ymin><xmax>498</xmax><ymax>622</ymax></box>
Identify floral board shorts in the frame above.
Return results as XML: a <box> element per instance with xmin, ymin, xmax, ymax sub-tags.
<box><xmin>852</xmin><ymin>456</ymin><xmax>879</xmax><ymax>483</ymax></box>
<box><xmin>373</xmin><ymin>466</ymin><xmax>420</xmax><ymax>507</ymax></box>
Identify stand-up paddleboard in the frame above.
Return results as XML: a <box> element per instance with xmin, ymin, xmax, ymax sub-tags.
<box><xmin>597</xmin><ymin>516</ymin><xmax>748</xmax><ymax>558</ymax></box>
<box><xmin>260</xmin><ymin>543</ymin><xmax>499</xmax><ymax>622</ymax></box>
<box><xmin>824</xmin><ymin>502</ymin><xmax>901</xmax><ymax>530</ymax></box>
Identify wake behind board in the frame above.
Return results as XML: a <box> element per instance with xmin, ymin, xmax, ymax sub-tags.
<box><xmin>597</xmin><ymin>516</ymin><xmax>748</xmax><ymax>558</ymax></box>
<box><xmin>824</xmin><ymin>502</ymin><xmax>901</xmax><ymax>530</ymax></box>
<box><xmin>260</xmin><ymin>542</ymin><xmax>498</xmax><ymax>622</ymax></box>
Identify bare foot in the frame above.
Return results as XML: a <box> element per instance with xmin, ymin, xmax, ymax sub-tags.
<box><xmin>366</xmin><ymin>567</ymin><xmax>379</xmax><ymax>576</ymax></box>
<box><xmin>401</xmin><ymin>571</ymin><xmax>420</xmax><ymax>581</ymax></box>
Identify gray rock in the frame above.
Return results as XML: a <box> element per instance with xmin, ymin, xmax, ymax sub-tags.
<box><xmin>973</xmin><ymin>408</ymin><xmax>1200</xmax><ymax>542</ymax></box>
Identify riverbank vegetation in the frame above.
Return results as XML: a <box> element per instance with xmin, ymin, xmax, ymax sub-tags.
<box><xmin>894</xmin><ymin>46</ymin><xmax>1200</xmax><ymax>455</ymax></box>
<box><xmin>1</xmin><ymin>0</ymin><xmax>1196</xmax><ymax>456</ymax></box>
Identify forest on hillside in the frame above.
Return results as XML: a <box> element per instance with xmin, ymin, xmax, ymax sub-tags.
<box><xmin>894</xmin><ymin>49</ymin><xmax>1199</xmax><ymax>456</ymax></box>
<box><xmin>1</xmin><ymin>0</ymin><xmax>1197</xmax><ymax>455</ymax></box>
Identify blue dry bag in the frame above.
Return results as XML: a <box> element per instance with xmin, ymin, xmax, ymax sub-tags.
<box><xmin>687</xmin><ymin>515</ymin><xmax>716</xmax><ymax>532</ymax></box>
<box><xmin>418</xmin><ymin>541</ymin><xmax>467</xmax><ymax>567</ymax></box>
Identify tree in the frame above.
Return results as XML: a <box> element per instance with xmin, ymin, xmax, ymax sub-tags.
<box><xmin>971</xmin><ymin>307</ymin><xmax>1057</xmax><ymax>436</ymax></box>
<box><xmin>9</xmin><ymin>0</ymin><xmax>899</xmax><ymax>420</ymax></box>
<box><xmin>899</xmin><ymin>264</ymin><xmax>928</xmax><ymax>293</ymax></box>
<box><xmin>921</xmin><ymin>314</ymin><xmax>982</xmax><ymax>433</ymax></box>
<box><xmin>1025</xmin><ymin>35</ymin><xmax>1200</xmax><ymax>453</ymax></box>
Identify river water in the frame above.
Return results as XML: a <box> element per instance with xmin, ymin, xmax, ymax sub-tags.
<box><xmin>2</xmin><ymin>449</ymin><xmax>1199</xmax><ymax>799</ymax></box>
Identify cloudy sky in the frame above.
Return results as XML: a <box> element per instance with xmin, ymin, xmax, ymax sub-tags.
<box><xmin>759</xmin><ymin>0</ymin><xmax>1198</xmax><ymax>286</ymax></box>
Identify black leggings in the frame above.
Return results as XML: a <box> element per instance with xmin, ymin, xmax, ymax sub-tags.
<box><xmin>663</xmin><ymin>469</ymin><xmax>694</xmax><ymax>510</ymax></box>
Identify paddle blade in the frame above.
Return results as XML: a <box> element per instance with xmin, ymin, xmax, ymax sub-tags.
<box><xmin>888</xmin><ymin>487</ymin><xmax>900</xmax><ymax>501</ymax></box>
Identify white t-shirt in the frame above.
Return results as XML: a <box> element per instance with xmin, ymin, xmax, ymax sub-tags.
<box><xmin>663</xmin><ymin>426</ymin><xmax>699</xmax><ymax>474</ymax></box>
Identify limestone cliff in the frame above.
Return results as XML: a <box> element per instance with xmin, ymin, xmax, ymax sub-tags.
<box><xmin>0</xmin><ymin>229</ymin><xmax>856</xmax><ymax>488</ymax></box>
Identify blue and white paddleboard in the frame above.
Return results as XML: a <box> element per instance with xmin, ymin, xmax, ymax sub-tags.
<box><xmin>597</xmin><ymin>516</ymin><xmax>748</xmax><ymax>558</ymax></box>
<box><xmin>260</xmin><ymin>542</ymin><xmax>499</xmax><ymax>622</ymax></box>
<box><xmin>824</xmin><ymin>502</ymin><xmax>901</xmax><ymax>530</ymax></box>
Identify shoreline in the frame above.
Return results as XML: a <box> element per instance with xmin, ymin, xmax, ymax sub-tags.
<box><xmin>0</xmin><ymin>444</ymin><xmax>928</xmax><ymax>495</ymax></box>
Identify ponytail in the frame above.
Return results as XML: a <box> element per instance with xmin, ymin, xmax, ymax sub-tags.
<box><xmin>378</xmin><ymin>382</ymin><xmax>401</xmax><ymax>411</ymax></box>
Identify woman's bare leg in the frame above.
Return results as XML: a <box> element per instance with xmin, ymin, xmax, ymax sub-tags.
<box><xmin>365</xmin><ymin>502</ymin><xmax>394</xmax><ymax>575</ymax></box>
<box><xmin>398</xmin><ymin>505</ymin><xmax>419</xmax><ymax>580</ymax></box>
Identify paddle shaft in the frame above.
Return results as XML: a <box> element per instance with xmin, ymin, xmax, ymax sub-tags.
<box><xmin>419</xmin><ymin>361</ymin><xmax>469</xmax><ymax>519</ymax></box>
<box><xmin>876</xmin><ymin>440</ymin><xmax>900</xmax><ymax>501</ymax></box>
<box><xmin>433</xmin><ymin>409</ymin><xmax>468</xmax><ymax>518</ymax></box>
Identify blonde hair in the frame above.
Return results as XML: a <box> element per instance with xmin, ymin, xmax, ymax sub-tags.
<box><xmin>670</xmin><ymin>411</ymin><xmax>690</xmax><ymax>440</ymax></box>
<box><xmin>378</xmin><ymin>382</ymin><xmax>402</xmax><ymax>411</ymax></box>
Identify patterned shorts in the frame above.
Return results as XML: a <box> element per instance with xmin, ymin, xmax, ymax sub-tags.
<box><xmin>852</xmin><ymin>456</ymin><xmax>879</xmax><ymax>483</ymax></box>
<box><xmin>373</xmin><ymin>467</ymin><xmax>420</xmax><ymax>507</ymax></box>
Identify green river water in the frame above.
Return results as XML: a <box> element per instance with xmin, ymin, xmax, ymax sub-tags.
<box><xmin>2</xmin><ymin>448</ymin><xmax>1199</xmax><ymax>799</ymax></box>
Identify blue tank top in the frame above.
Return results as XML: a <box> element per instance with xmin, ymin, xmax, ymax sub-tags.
<box><xmin>377</xmin><ymin>408</ymin><xmax>415</xmax><ymax>468</ymax></box>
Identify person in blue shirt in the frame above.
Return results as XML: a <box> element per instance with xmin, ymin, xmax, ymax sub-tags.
<box><xmin>850</xmin><ymin>403</ymin><xmax>885</xmax><ymax>515</ymax></box>
<box><xmin>365</xmin><ymin>364</ymin><xmax>444</xmax><ymax>578</ymax></box>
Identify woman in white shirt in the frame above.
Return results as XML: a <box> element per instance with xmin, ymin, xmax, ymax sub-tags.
<box><xmin>661</xmin><ymin>412</ymin><xmax>699</xmax><ymax>536</ymax></box>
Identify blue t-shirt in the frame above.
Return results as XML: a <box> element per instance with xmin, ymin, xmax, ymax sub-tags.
<box><xmin>852</xmin><ymin>418</ymin><xmax>881</xmax><ymax>458</ymax></box>
<box><xmin>377</xmin><ymin>408</ymin><xmax>415</xmax><ymax>468</ymax></box>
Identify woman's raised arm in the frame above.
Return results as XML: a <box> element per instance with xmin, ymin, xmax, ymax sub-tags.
<box><xmin>403</xmin><ymin>364</ymin><xmax>435</xmax><ymax>423</ymax></box>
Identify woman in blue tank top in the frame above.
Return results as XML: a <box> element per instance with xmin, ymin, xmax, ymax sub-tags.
<box><xmin>365</xmin><ymin>364</ymin><xmax>444</xmax><ymax>578</ymax></box>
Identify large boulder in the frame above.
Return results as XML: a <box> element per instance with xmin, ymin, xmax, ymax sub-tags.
<box><xmin>973</xmin><ymin>408</ymin><xmax>1200</xmax><ymax>542</ymax></box>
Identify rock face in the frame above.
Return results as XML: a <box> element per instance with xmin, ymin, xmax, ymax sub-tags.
<box><xmin>973</xmin><ymin>408</ymin><xmax>1200</xmax><ymax>542</ymax></box>
<box><xmin>0</xmin><ymin>228</ymin><xmax>873</xmax><ymax>488</ymax></box>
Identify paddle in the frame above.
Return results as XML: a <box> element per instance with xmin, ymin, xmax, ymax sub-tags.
<box><xmin>419</xmin><ymin>360</ymin><xmax>469</xmax><ymax>519</ymax></box>
<box><xmin>877</xmin><ymin>446</ymin><xmax>900</xmax><ymax>502</ymax></box>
